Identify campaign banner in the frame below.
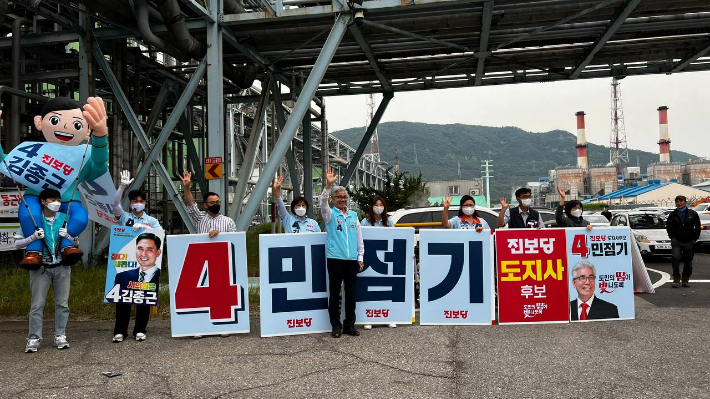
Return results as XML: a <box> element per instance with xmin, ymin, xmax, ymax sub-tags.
<box><xmin>167</xmin><ymin>232</ymin><xmax>250</xmax><ymax>337</ymax></box>
<box><xmin>78</xmin><ymin>170</ymin><xmax>118</xmax><ymax>227</ymax></box>
<box><xmin>0</xmin><ymin>223</ymin><xmax>20</xmax><ymax>252</ymax></box>
<box><xmin>259</xmin><ymin>233</ymin><xmax>330</xmax><ymax>337</ymax></box>
<box><xmin>104</xmin><ymin>226</ymin><xmax>165</xmax><ymax>306</ymax></box>
<box><xmin>0</xmin><ymin>142</ymin><xmax>90</xmax><ymax>194</ymax></box>
<box><xmin>419</xmin><ymin>229</ymin><xmax>495</xmax><ymax>325</ymax></box>
<box><xmin>0</xmin><ymin>191</ymin><xmax>22</xmax><ymax>217</ymax></box>
<box><xmin>351</xmin><ymin>227</ymin><xmax>416</xmax><ymax>326</ymax></box>
<box><xmin>566</xmin><ymin>227</ymin><xmax>635</xmax><ymax>322</ymax></box>
<box><xmin>496</xmin><ymin>229</ymin><xmax>570</xmax><ymax>324</ymax></box>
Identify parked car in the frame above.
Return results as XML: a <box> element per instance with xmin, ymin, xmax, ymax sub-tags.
<box><xmin>692</xmin><ymin>203</ymin><xmax>710</xmax><ymax>223</ymax></box>
<box><xmin>610</xmin><ymin>211</ymin><xmax>670</xmax><ymax>257</ymax></box>
<box><xmin>391</xmin><ymin>206</ymin><xmax>500</xmax><ymax>232</ymax></box>
<box><xmin>583</xmin><ymin>214</ymin><xmax>611</xmax><ymax>227</ymax></box>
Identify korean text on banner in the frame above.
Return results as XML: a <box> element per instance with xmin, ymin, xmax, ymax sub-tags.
<box><xmin>78</xmin><ymin>170</ymin><xmax>118</xmax><ymax>227</ymax></box>
<box><xmin>0</xmin><ymin>142</ymin><xmax>89</xmax><ymax>194</ymax></box>
<box><xmin>259</xmin><ymin>233</ymin><xmax>330</xmax><ymax>337</ymax></box>
<box><xmin>0</xmin><ymin>223</ymin><xmax>19</xmax><ymax>251</ymax></box>
<box><xmin>566</xmin><ymin>227</ymin><xmax>634</xmax><ymax>322</ymax></box>
<box><xmin>167</xmin><ymin>232</ymin><xmax>250</xmax><ymax>337</ymax></box>
<box><xmin>104</xmin><ymin>226</ymin><xmax>165</xmax><ymax>306</ymax></box>
<box><xmin>351</xmin><ymin>227</ymin><xmax>416</xmax><ymax>325</ymax></box>
<box><xmin>496</xmin><ymin>229</ymin><xmax>569</xmax><ymax>324</ymax></box>
<box><xmin>0</xmin><ymin>191</ymin><xmax>21</xmax><ymax>217</ymax></box>
<box><xmin>419</xmin><ymin>229</ymin><xmax>495</xmax><ymax>325</ymax></box>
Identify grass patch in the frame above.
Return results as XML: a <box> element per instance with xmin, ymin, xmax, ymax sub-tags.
<box><xmin>246</xmin><ymin>222</ymin><xmax>273</xmax><ymax>277</ymax></box>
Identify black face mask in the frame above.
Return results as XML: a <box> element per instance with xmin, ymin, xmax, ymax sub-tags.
<box><xmin>207</xmin><ymin>204</ymin><xmax>221</xmax><ymax>214</ymax></box>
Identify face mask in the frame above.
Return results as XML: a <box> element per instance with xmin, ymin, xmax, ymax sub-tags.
<box><xmin>131</xmin><ymin>203</ymin><xmax>146</xmax><ymax>212</ymax></box>
<box><xmin>294</xmin><ymin>207</ymin><xmax>307</xmax><ymax>217</ymax></box>
<box><xmin>46</xmin><ymin>201</ymin><xmax>61</xmax><ymax>213</ymax></box>
<box><xmin>373</xmin><ymin>206</ymin><xmax>384</xmax><ymax>215</ymax></box>
<box><xmin>207</xmin><ymin>204</ymin><xmax>221</xmax><ymax>214</ymax></box>
<box><xmin>570</xmin><ymin>209</ymin><xmax>583</xmax><ymax>218</ymax></box>
<box><xmin>521</xmin><ymin>199</ymin><xmax>532</xmax><ymax>207</ymax></box>
<box><xmin>462</xmin><ymin>207</ymin><xmax>475</xmax><ymax>216</ymax></box>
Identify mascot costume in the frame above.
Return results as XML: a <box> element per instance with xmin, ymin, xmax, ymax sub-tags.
<box><xmin>0</xmin><ymin>96</ymin><xmax>108</xmax><ymax>268</ymax></box>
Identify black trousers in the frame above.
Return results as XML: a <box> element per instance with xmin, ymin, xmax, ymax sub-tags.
<box><xmin>671</xmin><ymin>238</ymin><xmax>695</xmax><ymax>278</ymax></box>
<box><xmin>327</xmin><ymin>258</ymin><xmax>359</xmax><ymax>330</ymax></box>
<box><xmin>114</xmin><ymin>303</ymin><xmax>151</xmax><ymax>337</ymax></box>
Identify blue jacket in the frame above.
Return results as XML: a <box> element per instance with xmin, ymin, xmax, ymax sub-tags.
<box><xmin>319</xmin><ymin>189</ymin><xmax>363</xmax><ymax>261</ymax></box>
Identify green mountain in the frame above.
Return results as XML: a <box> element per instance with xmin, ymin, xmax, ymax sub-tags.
<box><xmin>333</xmin><ymin>122</ymin><xmax>699</xmax><ymax>201</ymax></box>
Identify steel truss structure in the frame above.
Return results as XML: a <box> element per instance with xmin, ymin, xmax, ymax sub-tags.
<box><xmin>1</xmin><ymin>0</ymin><xmax>709</xmax><ymax>257</ymax></box>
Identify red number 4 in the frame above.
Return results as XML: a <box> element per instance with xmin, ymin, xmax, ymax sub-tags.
<box><xmin>174</xmin><ymin>241</ymin><xmax>242</xmax><ymax>322</ymax></box>
<box><xmin>571</xmin><ymin>234</ymin><xmax>589</xmax><ymax>258</ymax></box>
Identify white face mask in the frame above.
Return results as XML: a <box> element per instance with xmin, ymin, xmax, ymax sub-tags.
<box><xmin>294</xmin><ymin>207</ymin><xmax>307</xmax><ymax>217</ymax></box>
<box><xmin>46</xmin><ymin>201</ymin><xmax>61</xmax><ymax>213</ymax></box>
<box><xmin>131</xmin><ymin>203</ymin><xmax>146</xmax><ymax>212</ymax></box>
<box><xmin>571</xmin><ymin>209</ymin><xmax>583</xmax><ymax>218</ymax></box>
<box><xmin>462</xmin><ymin>206</ymin><xmax>475</xmax><ymax>216</ymax></box>
<box><xmin>520</xmin><ymin>198</ymin><xmax>532</xmax><ymax>207</ymax></box>
<box><xmin>373</xmin><ymin>206</ymin><xmax>384</xmax><ymax>215</ymax></box>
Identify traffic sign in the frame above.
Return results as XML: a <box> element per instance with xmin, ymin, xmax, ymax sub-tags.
<box><xmin>205</xmin><ymin>157</ymin><xmax>223</xmax><ymax>180</ymax></box>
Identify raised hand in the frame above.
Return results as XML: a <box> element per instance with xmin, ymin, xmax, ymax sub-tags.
<box><xmin>557</xmin><ymin>187</ymin><xmax>566</xmax><ymax>198</ymax></box>
<box><xmin>443</xmin><ymin>195</ymin><xmax>452</xmax><ymax>210</ymax></box>
<box><xmin>325</xmin><ymin>167</ymin><xmax>337</xmax><ymax>188</ymax></box>
<box><xmin>273</xmin><ymin>176</ymin><xmax>283</xmax><ymax>190</ymax></box>
<box><xmin>82</xmin><ymin>97</ymin><xmax>108</xmax><ymax>137</ymax></box>
<box><xmin>499</xmin><ymin>197</ymin><xmax>508</xmax><ymax>209</ymax></box>
<box><xmin>120</xmin><ymin>170</ymin><xmax>134</xmax><ymax>189</ymax></box>
<box><xmin>180</xmin><ymin>171</ymin><xmax>192</xmax><ymax>188</ymax></box>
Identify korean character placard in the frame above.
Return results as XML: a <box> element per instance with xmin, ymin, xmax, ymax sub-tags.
<box><xmin>419</xmin><ymin>229</ymin><xmax>495</xmax><ymax>325</ymax></box>
<box><xmin>350</xmin><ymin>227</ymin><xmax>415</xmax><ymax>325</ymax></box>
<box><xmin>496</xmin><ymin>229</ymin><xmax>570</xmax><ymax>324</ymax></box>
<box><xmin>104</xmin><ymin>226</ymin><xmax>165</xmax><ymax>307</ymax></box>
<box><xmin>259</xmin><ymin>233</ymin><xmax>331</xmax><ymax>337</ymax></box>
<box><xmin>0</xmin><ymin>142</ymin><xmax>89</xmax><ymax>194</ymax></box>
<box><xmin>0</xmin><ymin>223</ymin><xmax>20</xmax><ymax>252</ymax></box>
<box><xmin>77</xmin><ymin>170</ymin><xmax>118</xmax><ymax>227</ymax></box>
<box><xmin>168</xmin><ymin>233</ymin><xmax>250</xmax><ymax>337</ymax></box>
<box><xmin>566</xmin><ymin>227</ymin><xmax>635</xmax><ymax>322</ymax></box>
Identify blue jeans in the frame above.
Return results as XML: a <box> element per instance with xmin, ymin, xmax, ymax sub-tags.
<box><xmin>19</xmin><ymin>195</ymin><xmax>87</xmax><ymax>253</ymax></box>
<box><xmin>28</xmin><ymin>266</ymin><xmax>71</xmax><ymax>339</ymax></box>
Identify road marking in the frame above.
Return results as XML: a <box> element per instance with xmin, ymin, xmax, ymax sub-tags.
<box><xmin>646</xmin><ymin>268</ymin><xmax>671</xmax><ymax>288</ymax></box>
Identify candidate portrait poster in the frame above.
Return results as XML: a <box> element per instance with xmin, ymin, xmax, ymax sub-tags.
<box><xmin>566</xmin><ymin>226</ymin><xmax>635</xmax><ymax>322</ymax></box>
<box><xmin>496</xmin><ymin>229</ymin><xmax>570</xmax><ymax>324</ymax></box>
<box><xmin>259</xmin><ymin>233</ymin><xmax>331</xmax><ymax>337</ymax></box>
<box><xmin>419</xmin><ymin>229</ymin><xmax>495</xmax><ymax>325</ymax></box>
<box><xmin>167</xmin><ymin>232</ymin><xmax>250</xmax><ymax>337</ymax></box>
<box><xmin>104</xmin><ymin>226</ymin><xmax>165</xmax><ymax>307</ymax></box>
<box><xmin>351</xmin><ymin>227</ymin><xmax>416</xmax><ymax>326</ymax></box>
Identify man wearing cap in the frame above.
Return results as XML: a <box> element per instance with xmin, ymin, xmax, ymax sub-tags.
<box><xmin>665</xmin><ymin>195</ymin><xmax>701</xmax><ymax>288</ymax></box>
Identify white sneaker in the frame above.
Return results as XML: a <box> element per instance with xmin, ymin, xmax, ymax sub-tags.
<box><xmin>135</xmin><ymin>332</ymin><xmax>147</xmax><ymax>341</ymax></box>
<box><xmin>112</xmin><ymin>334</ymin><xmax>124</xmax><ymax>343</ymax></box>
<box><xmin>363</xmin><ymin>325</ymin><xmax>372</xmax><ymax>330</ymax></box>
<box><xmin>388</xmin><ymin>323</ymin><xmax>397</xmax><ymax>328</ymax></box>
<box><xmin>25</xmin><ymin>338</ymin><xmax>40</xmax><ymax>353</ymax></box>
<box><xmin>193</xmin><ymin>335</ymin><xmax>203</xmax><ymax>339</ymax></box>
<box><xmin>54</xmin><ymin>335</ymin><xmax>70</xmax><ymax>349</ymax></box>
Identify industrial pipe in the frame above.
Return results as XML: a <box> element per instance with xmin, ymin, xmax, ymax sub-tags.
<box><xmin>153</xmin><ymin>0</ymin><xmax>206</xmax><ymax>60</ymax></box>
<box><xmin>134</xmin><ymin>0</ymin><xmax>191</xmax><ymax>61</ymax></box>
<box><xmin>10</xmin><ymin>17</ymin><xmax>31</xmax><ymax>150</ymax></box>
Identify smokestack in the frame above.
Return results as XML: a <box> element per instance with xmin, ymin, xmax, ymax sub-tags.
<box><xmin>576</xmin><ymin>111</ymin><xmax>589</xmax><ymax>169</ymax></box>
<box><xmin>658</xmin><ymin>106</ymin><xmax>671</xmax><ymax>163</ymax></box>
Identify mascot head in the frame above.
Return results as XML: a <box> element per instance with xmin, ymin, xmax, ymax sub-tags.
<box><xmin>33</xmin><ymin>97</ymin><xmax>89</xmax><ymax>146</ymax></box>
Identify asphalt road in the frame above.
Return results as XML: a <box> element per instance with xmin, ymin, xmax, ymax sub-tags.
<box><xmin>1</xmin><ymin>251</ymin><xmax>708</xmax><ymax>399</ymax></box>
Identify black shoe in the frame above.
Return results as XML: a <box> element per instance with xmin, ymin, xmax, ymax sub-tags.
<box><xmin>331</xmin><ymin>327</ymin><xmax>342</xmax><ymax>338</ymax></box>
<box><xmin>672</xmin><ymin>277</ymin><xmax>680</xmax><ymax>288</ymax></box>
<box><xmin>682</xmin><ymin>278</ymin><xmax>690</xmax><ymax>288</ymax></box>
<box><xmin>343</xmin><ymin>328</ymin><xmax>360</xmax><ymax>337</ymax></box>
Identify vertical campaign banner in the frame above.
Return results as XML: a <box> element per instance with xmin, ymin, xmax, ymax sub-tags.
<box><xmin>259</xmin><ymin>233</ymin><xmax>330</xmax><ymax>337</ymax></box>
<box><xmin>353</xmin><ymin>227</ymin><xmax>416</xmax><ymax>325</ymax></box>
<box><xmin>78</xmin><ymin>170</ymin><xmax>118</xmax><ymax>227</ymax></box>
<box><xmin>104</xmin><ymin>226</ymin><xmax>165</xmax><ymax>306</ymax></box>
<box><xmin>168</xmin><ymin>232</ymin><xmax>249</xmax><ymax>337</ymax></box>
<box><xmin>496</xmin><ymin>229</ymin><xmax>569</xmax><ymax>324</ymax></box>
<box><xmin>0</xmin><ymin>191</ymin><xmax>22</xmax><ymax>217</ymax></box>
<box><xmin>0</xmin><ymin>142</ymin><xmax>89</xmax><ymax>194</ymax></box>
<box><xmin>566</xmin><ymin>227</ymin><xmax>634</xmax><ymax>322</ymax></box>
<box><xmin>419</xmin><ymin>229</ymin><xmax>495</xmax><ymax>325</ymax></box>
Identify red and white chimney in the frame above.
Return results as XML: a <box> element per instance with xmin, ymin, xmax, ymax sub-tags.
<box><xmin>658</xmin><ymin>106</ymin><xmax>671</xmax><ymax>163</ymax></box>
<box><xmin>576</xmin><ymin>111</ymin><xmax>589</xmax><ymax>169</ymax></box>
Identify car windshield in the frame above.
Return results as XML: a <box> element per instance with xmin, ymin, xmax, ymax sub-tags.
<box><xmin>585</xmin><ymin>215</ymin><xmax>609</xmax><ymax>223</ymax></box>
<box><xmin>629</xmin><ymin>214</ymin><xmax>666</xmax><ymax>229</ymax></box>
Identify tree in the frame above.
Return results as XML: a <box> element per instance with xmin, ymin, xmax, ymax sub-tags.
<box><xmin>348</xmin><ymin>168</ymin><xmax>429</xmax><ymax>213</ymax></box>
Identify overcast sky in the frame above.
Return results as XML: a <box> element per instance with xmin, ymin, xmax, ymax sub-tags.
<box><xmin>325</xmin><ymin>70</ymin><xmax>710</xmax><ymax>160</ymax></box>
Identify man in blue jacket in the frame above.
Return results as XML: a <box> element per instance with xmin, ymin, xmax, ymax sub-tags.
<box><xmin>319</xmin><ymin>168</ymin><xmax>364</xmax><ymax>338</ymax></box>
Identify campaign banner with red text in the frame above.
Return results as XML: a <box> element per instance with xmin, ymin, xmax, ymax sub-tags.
<box><xmin>496</xmin><ymin>229</ymin><xmax>570</xmax><ymax>324</ymax></box>
<box><xmin>167</xmin><ymin>232</ymin><xmax>249</xmax><ymax>337</ymax></box>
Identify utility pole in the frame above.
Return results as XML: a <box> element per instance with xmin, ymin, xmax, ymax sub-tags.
<box><xmin>481</xmin><ymin>160</ymin><xmax>493</xmax><ymax>206</ymax></box>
